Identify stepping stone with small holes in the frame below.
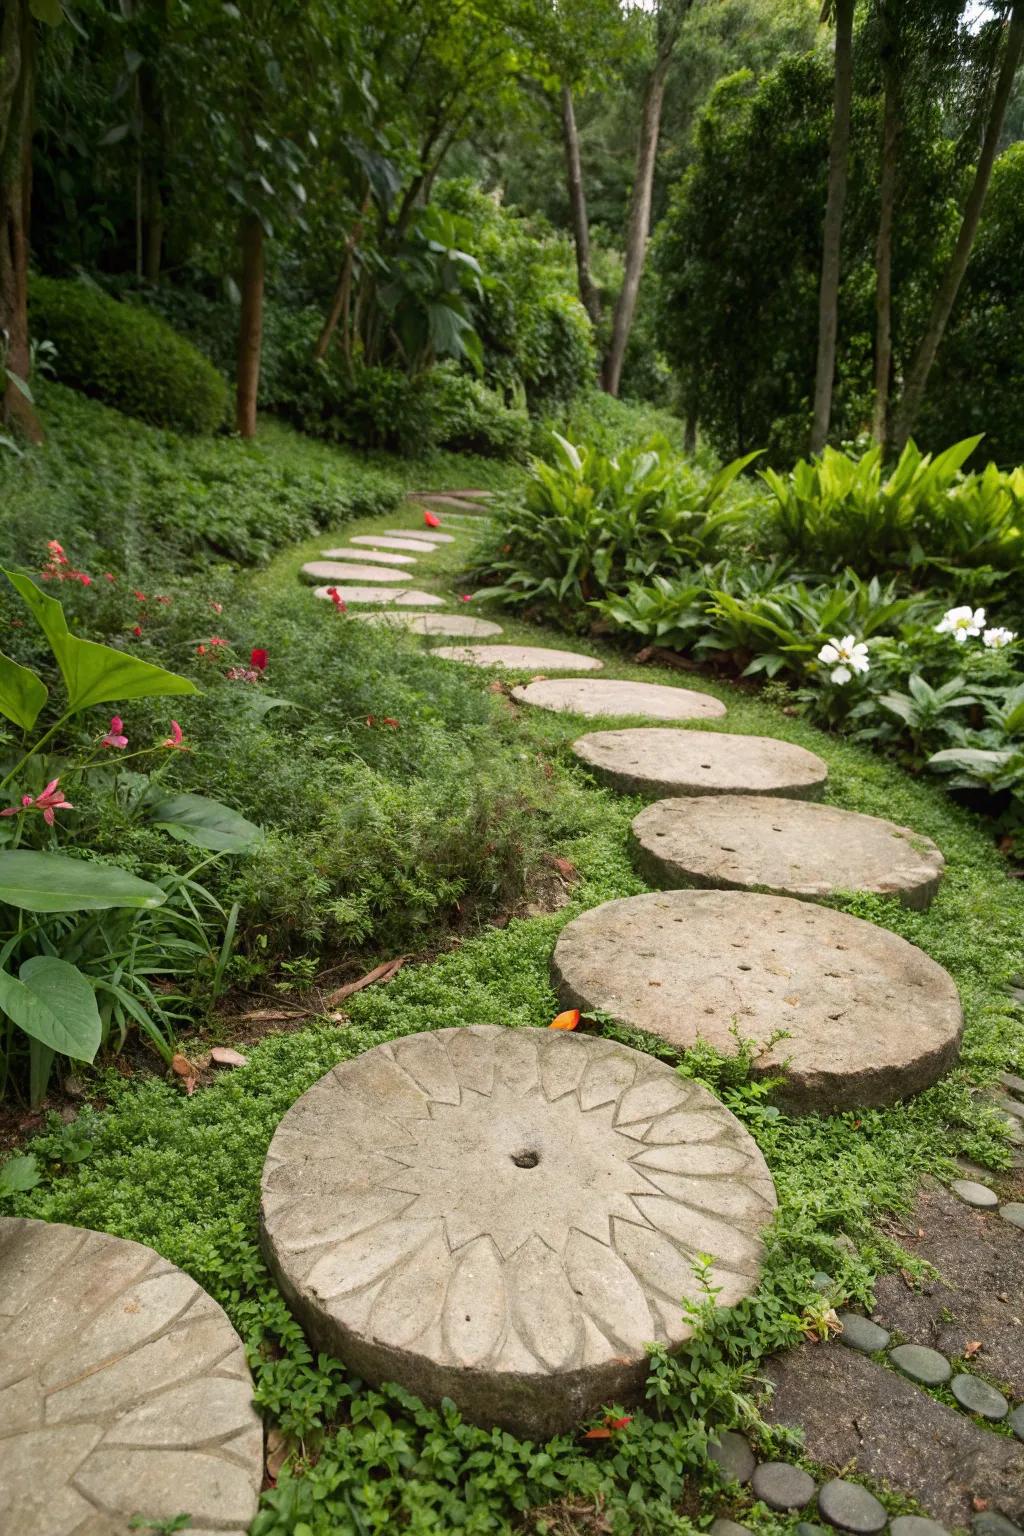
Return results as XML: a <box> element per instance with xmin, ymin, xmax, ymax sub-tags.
<box><xmin>351</xmin><ymin>612</ymin><xmax>503</xmax><ymax>638</ymax></box>
<box><xmin>383</xmin><ymin>529</ymin><xmax>457</xmax><ymax>543</ymax></box>
<box><xmin>301</xmin><ymin>561</ymin><xmax>413</xmax><ymax>584</ymax></box>
<box><xmin>431</xmin><ymin>645</ymin><xmax>603</xmax><ymax>673</ymax></box>
<box><xmin>572</xmin><ymin>728</ymin><xmax>827</xmax><ymax>800</ymax></box>
<box><xmin>312</xmin><ymin>585</ymin><xmax>444</xmax><ymax>607</ymax></box>
<box><xmin>890</xmin><ymin>1344</ymin><xmax>953</xmax><ymax>1387</ymax></box>
<box><xmin>0</xmin><ymin>1217</ymin><xmax>262</xmax><ymax>1536</ymax></box>
<box><xmin>511</xmin><ymin>677</ymin><xmax>726</xmax><ymax>722</ymax></box>
<box><xmin>321</xmin><ymin>546</ymin><xmax>418</xmax><ymax>565</ymax></box>
<box><xmin>817</xmin><ymin>1478</ymin><xmax>888</xmax><ymax>1534</ymax></box>
<box><xmin>349</xmin><ymin>535</ymin><xmax>441</xmax><ymax>553</ymax></box>
<box><xmin>551</xmin><ymin>890</ymin><xmax>963</xmax><ymax>1114</ymax></box>
<box><xmin>631</xmin><ymin>796</ymin><xmax>944</xmax><ymax>910</ymax></box>
<box><xmin>260</xmin><ymin>1025</ymin><xmax>776</xmax><ymax>1440</ymax></box>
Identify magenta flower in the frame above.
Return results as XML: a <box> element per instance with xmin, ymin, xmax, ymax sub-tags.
<box><xmin>101</xmin><ymin>715</ymin><xmax>128</xmax><ymax>749</ymax></box>
<box><xmin>2</xmin><ymin>777</ymin><xmax>75</xmax><ymax>827</ymax></box>
<box><xmin>161</xmin><ymin>720</ymin><xmax>187</xmax><ymax>750</ymax></box>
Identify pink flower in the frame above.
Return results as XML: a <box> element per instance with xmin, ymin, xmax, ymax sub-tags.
<box><xmin>250</xmin><ymin>647</ymin><xmax>268</xmax><ymax>672</ymax></box>
<box><xmin>225</xmin><ymin>666</ymin><xmax>260</xmax><ymax>683</ymax></box>
<box><xmin>161</xmin><ymin>720</ymin><xmax>187</xmax><ymax>750</ymax></box>
<box><xmin>325</xmin><ymin>586</ymin><xmax>347</xmax><ymax>613</ymax></box>
<box><xmin>104</xmin><ymin>572</ymin><xmax>115</xmax><ymax>583</ymax></box>
<box><xmin>196</xmin><ymin>644</ymin><xmax>207</xmax><ymax>656</ymax></box>
<box><xmin>101</xmin><ymin>715</ymin><xmax>128</xmax><ymax>749</ymax></box>
<box><xmin>155</xmin><ymin>595</ymin><xmax>171</xmax><ymax>606</ymax></box>
<box><xmin>459</xmin><ymin>594</ymin><xmax>473</xmax><ymax>603</ymax></box>
<box><xmin>210</xmin><ymin>601</ymin><xmax>223</xmax><ymax>615</ymax></box>
<box><xmin>209</xmin><ymin>635</ymin><xmax>227</xmax><ymax>648</ymax></box>
<box><xmin>77</xmin><ymin>572</ymin><xmax>92</xmax><ymax>587</ymax></box>
<box><xmin>134</xmin><ymin>590</ymin><xmax>147</xmax><ymax>602</ymax></box>
<box><xmin>2</xmin><ymin>777</ymin><xmax>75</xmax><ymax>826</ymax></box>
<box><xmin>48</xmin><ymin>540</ymin><xmax>65</xmax><ymax>560</ymax></box>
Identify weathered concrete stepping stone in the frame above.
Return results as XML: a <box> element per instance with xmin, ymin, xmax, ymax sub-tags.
<box><xmin>0</xmin><ymin>1216</ymin><xmax>262</xmax><ymax>1536</ymax></box>
<box><xmin>751</xmin><ymin>1461</ymin><xmax>816</xmax><ymax>1509</ymax></box>
<box><xmin>631</xmin><ymin>796</ymin><xmax>944</xmax><ymax>910</ymax></box>
<box><xmin>999</xmin><ymin>1070</ymin><xmax>1024</xmax><ymax>1097</ymax></box>
<box><xmin>413</xmin><ymin>493</ymin><xmax>490</xmax><ymax>509</ymax></box>
<box><xmin>301</xmin><ymin>560</ymin><xmax>413</xmax><ymax>584</ymax></box>
<box><xmin>952</xmin><ymin>1373</ymin><xmax>1009</xmax><ymax>1420</ymax></box>
<box><xmin>350</xmin><ymin>534</ymin><xmax>440</xmax><ymax>553</ymax></box>
<box><xmin>321</xmin><ymin>546</ymin><xmax>417</xmax><ymax>565</ymax></box>
<box><xmin>260</xmin><ymin>1025</ymin><xmax>775</xmax><ymax>1439</ymax></box>
<box><xmin>551</xmin><ymin>890</ymin><xmax>962</xmax><ymax>1114</ymax></box>
<box><xmin>351</xmin><ymin>611</ymin><xmax>503</xmax><ymax>638</ymax></box>
<box><xmin>890</xmin><ymin>1518</ymin><xmax>950</xmax><ymax>1536</ymax></box>
<box><xmin>572</xmin><ymin>729</ymin><xmax>827</xmax><ymax>801</ymax></box>
<box><xmin>312</xmin><ymin>585</ymin><xmax>444</xmax><ymax>607</ymax></box>
<box><xmin>817</xmin><ymin>1478</ymin><xmax>888</xmax><ymax>1533</ymax></box>
<box><xmin>511</xmin><ymin>677</ymin><xmax>726</xmax><ymax>722</ymax></box>
<box><xmin>951</xmin><ymin>1179</ymin><xmax>999</xmax><ymax>1209</ymax></box>
<box><xmin>890</xmin><ymin>1343</ymin><xmax>953</xmax><ymax>1386</ymax></box>
<box><xmin>384</xmin><ymin>528</ymin><xmax>457</xmax><ymax>543</ymax></box>
<box><xmin>837</xmin><ymin>1312</ymin><xmax>890</xmax><ymax>1353</ymax></box>
<box><xmin>999</xmin><ymin>1202</ymin><xmax>1024</xmax><ymax>1229</ymax></box>
<box><xmin>432</xmin><ymin>645</ymin><xmax>603</xmax><ymax>673</ymax></box>
<box><xmin>708</xmin><ymin>1428</ymin><xmax>756</xmax><ymax>1484</ymax></box>
<box><xmin>407</xmin><ymin>488</ymin><xmax>492</xmax><ymax>500</ymax></box>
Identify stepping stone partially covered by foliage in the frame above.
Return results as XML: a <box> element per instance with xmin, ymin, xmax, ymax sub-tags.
<box><xmin>889</xmin><ymin>1343</ymin><xmax>953</xmax><ymax>1387</ymax></box>
<box><xmin>572</xmin><ymin>728</ymin><xmax>827</xmax><ymax>800</ymax></box>
<box><xmin>301</xmin><ymin>560</ymin><xmax>414</xmax><ymax>584</ymax></box>
<box><xmin>551</xmin><ymin>890</ymin><xmax>963</xmax><ymax>1114</ymax></box>
<box><xmin>431</xmin><ymin>644</ymin><xmax>603</xmax><ymax>672</ymax></box>
<box><xmin>384</xmin><ymin>528</ymin><xmax>457</xmax><ymax>543</ymax></box>
<box><xmin>707</xmin><ymin>1429</ymin><xmax>756</xmax><ymax>1484</ymax></box>
<box><xmin>950</xmin><ymin>1179</ymin><xmax>999</xmax><ymax>1209</ymax></box>
<box><xmin>312</xmin><ymin>585</ymin><xmax>444</xmax><ymax>607</ymax></box>
<box><xmin>321</xmin><ymin>546</ymin><xmax>418</xmax><ymax>565</ymax></box>
<box><xmin>259</xmin><ymin>1025</ymin><xmax>776</xmax><ymax>1440</ymax></box>
<box><xmin>510</xmin><ymin>677</ymin><xmax>726</xmax><ymax>722</ymax></box>
<box><xmin>751</xmin><ymin>1461</ymin><xmax>817</xmax><ymax>1509</ymax></box>
<box><xmin>836</xmin><ymin>1312</ymin><xmax>891</xmax><ymax>1353</ymax></box>
<box><xmin>951</xmin><ymin>1373</ymin><xmax>1009</xmax><ymax>1420</ymax></box>
<box><xmin>351</xmin><ymin>612</ymin><xmax>503</xmax><ymax>637</ymax></box>
<box><xmin>0</xmin><ymin>1217</ymin><xmax>262</xmax><ymax>1536</ymax></box>
<box><xmin>349</xmin><ymin>534</ymin><xmax>441</xmax><ymax>553</ymax></box>
<box><xmin>630</xmin><ymin>795</ymin><xmax>945</xmax><ymax>910</ymax></box>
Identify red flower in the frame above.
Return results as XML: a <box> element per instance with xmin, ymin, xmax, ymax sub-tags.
<box><xmin>104</xmin><ymin>573</ymin><xmax>115</xmax><ymax>583</ymax></box>
<box><xmin>459</xmin><ymin>594</ymin><xmax>473</xmax><ymax>603</ymax></box>
<box><xmin>132</xmin><ymin>625</ymin><xmax>143</xmax><ymax>638</ymax></box>
<box><xmin>325</xmin><ymin>586</ymin><xmax>347</xmax><ymax>612</ymax></box>
<box><xmin>250</xmin><ymin>648</ymin><xmax>268</xmax><ymax>672</ymax></box>
<box><xmin>134</xmin><ymin>590</ymin><xmax>147</xmax><ymax>602</ymax></box>
<box><xmin>209</xmin><ymin>635</ymin><xmax>227</xmax><ymax>648</ymax></box>
<box><xmin>424</xmin><ymin>511</ymin><xmax>441</xmax><ymax>528</ymax></box>
<box><xmin>382</xmin><ymin>717</ymin><xmax>399</xmax><ymax>729</ymax></box>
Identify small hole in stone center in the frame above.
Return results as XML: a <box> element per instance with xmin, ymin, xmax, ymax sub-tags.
<box><xmin>511</xmin><ymin>1149</ymin><xmax>540</xmax><ymax>1169</ymax></box>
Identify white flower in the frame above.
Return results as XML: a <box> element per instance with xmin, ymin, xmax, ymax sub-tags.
<box><xmin>983</xmin><ymin>626</ymin><xmax>1016</xmax><ymax>650</ymax></box>
<box><xmin>936</xmin><ymin>605</ymin><xmax>985</xmax><ymax>643</ymax></box>
<box><xmin>818</xmin><ymin>634</ymin><xmax>869</xmax><ymax>685</ymax></box>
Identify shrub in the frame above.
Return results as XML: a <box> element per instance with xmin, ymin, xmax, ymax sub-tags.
<box><xmin>29</xmin><ymin>277</ymin><xmax>228</xmax><ymax>434</ymax></box>
<box><xmin>420</xmin><ymin>364</ymin><xmax>529</xmax><ymax>459</ymax></box>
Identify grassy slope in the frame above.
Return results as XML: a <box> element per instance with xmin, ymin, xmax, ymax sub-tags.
<box><xmin>6</xmin><ymin>421</ymin><xmax>1024</xmax><ymax>1535</ymax></box>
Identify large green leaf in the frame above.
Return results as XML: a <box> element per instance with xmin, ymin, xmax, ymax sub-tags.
<box><xmin>0</xmin><ymin>652</ymin><xmax>48</xmax><ymax>731</ymax></box>
<box><xmin>0</xmin><ymin>956</ymin><xmax>102</xmax><ymax>1062</ymax></box>
<box><xmin>146</xmin><ymin>793</ymin><xmax>262</xmax><ymax>852</ymax></box>
<box><xmin>4</xmin><ymin>570</ymin><xmax>197</xmax><ymax>716</ymax></box>
<box><xmin>0</xmin><ymin>851</ymin><xmax>167</xmax><ymax>912</ymax></box>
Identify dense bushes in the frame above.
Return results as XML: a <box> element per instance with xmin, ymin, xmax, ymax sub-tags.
<box><xmin>29</xmin><ymin>277</ymin><xmax>228</xmax><ymax>434</ymax></box>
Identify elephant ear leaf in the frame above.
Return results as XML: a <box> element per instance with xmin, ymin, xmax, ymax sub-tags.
<box><xmin>0</xmin><ymin>956</ymin><xmax>102</xmax><ymax>1063</ymax></box>
<box><xmin>4</xmin><ymin>570</ymin><xmax>197</xmax><ymax>715</ymax></box>
<box><xmin>0</xmin><ymin>652</ymin><xmax>47</xmax><ymax>731</ymax></box>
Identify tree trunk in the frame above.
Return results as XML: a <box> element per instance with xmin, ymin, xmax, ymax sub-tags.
<box><xmin>0</xmin><ymin>0</ymin><xmax>41</xmax><ymax>441</ymax></box>
<box><xmin>871</xmin><ymin>38</ymin><xmax>900</xmax><ymax>448</ymax></box>
<box><xmin>810</xmin><ymin>0</ymin><xmax>855</xmax><ymax>454</ymax></box>
<box><xmin>235</xmin><ymin>213</ymin><xmax>264</xmax><ymax>438</ymax></box>
<box><xmin>560</xmin><ymin>82</ymin><xmax>600</xmax><ymax>326</ymax></box>
<box><xmin>602</xmin><ymin>52</ymin><xmax>672</xmax><ymax>397</ymax></box>
<box><xmin>313</xmin><ymin>197</ymin><xmax>369</xmax><ymax>363</ymax></box>
<box><xmin>891</xmin><ymin>1</ymin><xmax>1024</xmax><ymax>451</ymax></box>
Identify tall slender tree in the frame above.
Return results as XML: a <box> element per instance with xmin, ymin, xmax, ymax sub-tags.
<box><xmin>810</xmin><ymin>0</ymin><xmax>855</xmax><ymax>453</ymax></box>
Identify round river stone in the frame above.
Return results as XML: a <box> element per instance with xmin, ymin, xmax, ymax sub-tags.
<box><xmin>889</xmin><ymin>1343</ymin><xmax>953</xmax><ymax>1387</ymax></box>
<box><xmin>350</xmin><ymin>534</ymin><xmax>441</xmax><ymax>552</ymax></box>
<box><xmin>1009</xmin><ymin>1403</ymin><xmax>1024</xmax><ymax>1441</ymax></box>
<box><xmin>431</xmin><ymin>645</ymin><xmax>604</xmax><ymax>673</ymax></box>
<box><xmin>384</xmin><ymin>528</ymin><xmax>457</xmax><ymax>543</ymax></box>
<box><xmin>817</xmin><ymin>1478</ymin><xmax>888</xmax><ymax>1533</ymax></box>
<box><xmin>301</xmin><ymin>560</ymin><xmax>413</xmax><ymax>584</ymax></box>
<box><xmin>751</xmin><ymin>1461</ymin><xmax>817</xmax><ymax>1510</ymax></box>
<box><xmin>510</xmin><ymin>677</ymin><xmax>726</xmax><ymax>722</ymax></box>
<box><xmin>999</xmin><ymin>1202</ymin><xmax>1024</xmax><ymax>1229</ymax></box>
<box><xmin>0</xmin><ymin>1216</ymin><xmax>262</xmax><ymax>1536</ymax></box>
<box><xmin>836</xmin><ymin>1311</ymin><xmax>890</xmax><ymax>1353</ymax></box>
<box><xmin>890</xmin><ymin>1518</ymin><xmax>950</xmax><ymax>1536</ymax></box>
<box><xmin>550</xmin><ymin>890</ymin><xmax>963</xmax><ymax>1114</ymax></box>
<box><xmin>708</xmin><ymin>1428</ymin><xmax>756</xmax><ymax>1484</ymax></box>
<box><xmin>630</xmin><ymin>796</ymin><xmax>944</xmax><ymax>911</ymax></box>
<box><xmin>352</xmin><ymin>611</ymin><xmax>503</xmax><ymax>638</ymax></box>
<box><xmin>259</xmin><ymin>1025</ymin><xmax>776</xmax><ymax>1439</ymax></box>
<box><xmin>312</xmin><ymin>585</ymin><xmax>444</xmax><ymax>607</ymax></box>
<box><xmin>321</xmin><ymin>546</ymin><xmax>418</xmax><ymax>565</ymax></box>
<box><xmin>951</xmin><ymin>1372</ymin><xmax>1008</xmax><ymax>1420</ymax></box>
<box><xmin>950</xmin><ymin>1178</ymin><xmax>999</xmax><ymax>1209</ymax></box>
<box><xmin>572</xmin><ymin>728</ymin><xmax>827</xmax><ymax>800</ymax></box>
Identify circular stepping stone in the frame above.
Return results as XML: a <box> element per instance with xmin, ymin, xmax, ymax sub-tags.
<box><xmin>350</xmin><ymin>534</ymin><xmax>440</xmax><ymax>553</ymax></box>
<box><xmin>384</xmin><ymin>529</ymin><xmax>457</xmax><ymax>543</ymax></box>
<box><xmin>631</xmin><ymin>796</ymin><xmax>944</xmax><ymax>910</ymax></box>
<box><xmin>891</xmin><ymin>1519</ymin><xmax>950</xmax><ymax>1536</ymax></box>
<box><xmin>551</xmin><ymin>890</ymin><xmax>962</xmax><ymax>1114</ymax></box>
<box><xmin>836</xmin><ymin>1312</ymin><xmax>890</xmax><ymax>1353</ymax></box>
<box><xmin>260</xmin><ymin>1025</ymin><xmax>776</xmax><ymax>1440</ymax></box>
<box><xmin>889</xmin><ymin>1343</ymin><xmax>953</xmax><ymax>1386</ymax></box>
<box><xmin>711</xmin><ymin>1521</ymin><xmax>754</xmax><ymax>1536</ymax></box>
<box><xmin>817</xmin><ymin>1479</ymin><xmax>888</xmax><ymax>1534</ymax></box>
<box><xmin>752</xmin><ymin>1461</ymin><xmax>816</xmax><ymax>1510</ymax></box>
<box><xmin>973</xmin><ymin>1516</ymin><xmax>1024</xmax><ymax>1536</ymax></box>
<box><xmin>301</xmin><ymin>560</ymin><xmax>413</xmax><ymax>584</ymax></box>
<box><xmin>1009</xmin><ymin>1403</ymin><xmax>1024</xmax><ymax>1441</ymax></box>
<box><xmin>312</xmin><ymin>586</ymin><xmax>444</xmax><ymax>607</ymax></box>
<box><xmin>431</xmin><ymin>645</ymin><xmax>603</xmax><ymax>673</ymax></box>
<box><xmin>708</xmin><ymin>1429</ymin><xmax>756</xmax><ymax>1484</ymax></box>
<box><xmin>798</xmin><ymin>1526</ymin><xmax>831</xmax><ymax>1536</ymax></box>
<box><xmin>414</xmin><ymin>493</ymin><xmax>487</xmax><ymax>509</ymax></box>
<box><xmin>951</xmin><ymin>1373</ymin><xmax>1008</xmax><ymax>1419</ymax></box>
<box><xmin>950</xmin><ymin>1178</ymin><xmax>999</xmax><ymax>1209</ymax></box>
<box><xmin>321</xmin><ymin>546</ymin><xmax>417</xmax><ymax>565</ymax></box>
<box><xmin>572</xmin><ymin>729</ymin><xmax>827</xmax><ymax>801</ymax></box>
<box><xmin>999</xmin><ymin>1202</ymin><xmax>1024</xmax><ymax>1228</ymax></box>
<box><xmin>0</xmin><ymin>1216</ymin><xmax>262</xmax><ymax>1536</ymax></box>
<box><xmin>511</xmin><ymin>677</ymin><xmax>726</xmax><ymax>722</ymax></box>
<box><xmin>351</xmin><ymin>612</ymin><xmax>503</xmax><ymax>638</ymax></box>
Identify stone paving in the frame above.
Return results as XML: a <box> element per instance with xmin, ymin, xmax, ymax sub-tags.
<box><xmin>312</xmin><ymin>584</ymin><xmax>444</xmax><ymax>606</ymax></box>
<box><xmin>431</xmin><ymin>643</ymin><xmax>604</xmax><ymax>672</ymax></box>
<box><xmin>301</xmin><ymin>559</ymin><xmax>414</xmax><ymax>583</ymax></box>
<box><xmin>383</xmin><ymin>528</ymin><xmax>457</xmax><ymax>543</ymax></box>
<box><xmin>352</xmin><ymin>611</ymin><xmax>503</xmax><ymax>637</ymax></box>
<box><xmin>321</xmin><ymin>545</ymin><xmax>419</xmax><ymax>564</ymax></box>
<box><xmin>572</xmin><ymin>727</ymin><xmax>829</xmax><ymax>799</ymax></box>
<box><xmin>510</xmin><ymin>676</ymin><xmax>727</xmax><ymax>721</ymax></box>
<box><xmin>349</xmin><ymin>534</ymin><xmax>442</xmax><ymax>553</ymax></box>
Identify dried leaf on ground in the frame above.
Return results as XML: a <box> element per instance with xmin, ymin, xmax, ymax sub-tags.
<box><xmin>171</xmin><ymin>1053</ymin><xmax>198</xmax><ymax>1096</ymax></box>
<box><xmin>549</xmin><ymin>1008</ymin><xmax>580</xmax><ymax>1031</ymax></box>
<box><xmin>325</xmin><ymin>955</ymin><xmax>408</xmax><ymax>1007</ymax></box>
<box><xmin>210</xmin><ymin>1046</ymin><xmax>249</xmax><ymax>1068</ymax></box>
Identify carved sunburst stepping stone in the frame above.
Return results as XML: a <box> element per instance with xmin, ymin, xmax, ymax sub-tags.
<box><xmin>384</xmin><ymin>529</ymin><xmax>457</xmax><ymax>543</ymax></box>
<box><xmin>552</xmin><ymin>890</ymin><xmax>962</xmax><ymax>1114</ymax></box>
<box><xmin>352</xmin><ymin>612</ymin><xmax>503</xmax><ymax>637</ymax></box>
<box><xmin>321</xmin><ymin>546</ymin><xmax>417</xmax><ymax>565</ymax></box>
<box><xmin>312</xmin><ymin>585</ymin><xmax>444</xmax><ymax>607</ymax></box>
<box><xmin>349</xmin><ymin>535</ymin><xmax>441</xmax><ymax>553</ymax></box>
<box><xmin>512</xmin><ymin>678</ymin><xmax>726</xmax><ymax>722</ymax></box>
<box><xmin>431</xmin><ymin>644</ymin><xmax>603</xmax><ymax>672</ymax></box>
<box><xmin>573</xmin><ymin>728</ymin><xmax>827</xmax><ymax>800</ymax></box>
<box><xmin>260</xmin><ymin>1025</ymin><xmax>775</xmax><ymax>1438</ymax></box>
<box><xmin>632</xmin><ymin>796</ymin><xmax>945</xmax><ymax>910</ymax></box>
<box><xmin>301</xmin><ymin>560</ymin><xmax>413</xmax><ymax>584</ymax></box>
<box><xmin>0</xmin><ymin>1217</ymin><xmax>262</xmax><ymax>1536</ymax></box>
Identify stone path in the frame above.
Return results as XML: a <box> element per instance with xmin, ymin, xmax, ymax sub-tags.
<box><xmin>352</xmin><ymin>612</ymin><xmax>503</xmax><ymax>637</ymax></box>
<box><xmin>573</xmin><ymin>727</ymin><xmax>828</xmax><ymax>799</ymax></box>
<box><xmin>312</xmin><ymin>585</ymin><xmax>444</xmax><ymax>606</ymax></box>
<box><xmin>321</xmin><ymin>546</ymin><xmax>419</xmax><ymax>565</ymax></box>
<box><xmin>383</xmin><ymin>528</ymin><xmax>457</xmax><ymax>543</ymax></box>
<box><xmin>259</xmin><ymin>1025</ymin><xmax>776</xmax><ymax>1439</ymax></box>
<box><xmin>349</xmin><ymin>534</ymin><xmax>442</xmax><ymax>553</ymax></box>
<box><xmin>301</xmin><ymin>559</ymin><xmax>414</xmax><ymax>584</ymax></box>
<box><xmin>511</xmin><ymin>677</ymin><xmax>727</xmax><ymax>721</ymax></box>
<box><xmin>0</xmin><ymin>1217</ymin><xmax>262</xmax><ymax>1536</ymax></box>
<box><xmin>631</xmin><ymin>796</ymin><xmax>945</xmax><ymax>910</ymax></box>
<box><xmin>431</xmin><ymin>644</ymin><xmax>604</xmax><ymax>672</ymax></box>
